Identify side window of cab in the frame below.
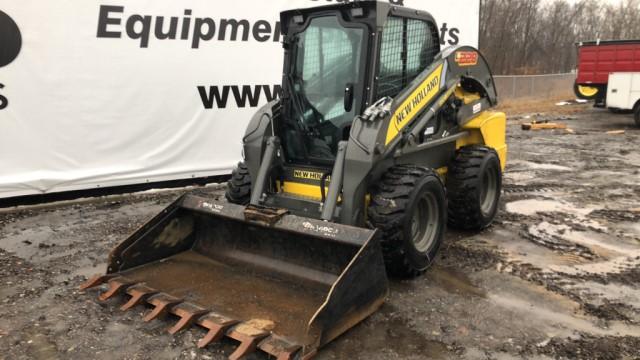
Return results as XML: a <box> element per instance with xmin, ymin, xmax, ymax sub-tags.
<box><xmin>377</xmin><ymin>17</ymin><xmax>440</xmax><ymax>99</ymax></box>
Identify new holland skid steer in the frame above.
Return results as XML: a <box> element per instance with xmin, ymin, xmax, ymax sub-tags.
<box><xmin>81</xmin><ymin>2</ymin><xmax>507</xmax><ymax>359</ymax></box>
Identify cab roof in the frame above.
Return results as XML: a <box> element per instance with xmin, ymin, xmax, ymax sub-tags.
<box><xmin>280</xmin><ymin>1</ymin><xmax>436</xmax><ymax>36</ymax></box>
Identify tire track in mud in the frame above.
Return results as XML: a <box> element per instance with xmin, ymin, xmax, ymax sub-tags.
<box><xmin>497</xmin><ymin>126</ymin><xmax>640</xmax><ymax>333</ymax></box>
<box><xmin>1</xmin><ymin>110</ymin><xmax>639</xmax><ymax>359</ymax></box>
<box><xmin>526</xmin><ymin>334</ymin><xmax>640</xmax><ymax>360</ymax></box>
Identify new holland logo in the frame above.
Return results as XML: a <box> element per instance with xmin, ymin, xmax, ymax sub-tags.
<box><xmin>293</xmin><ymin>170</ymin><xmax>328</xmax><ymax>181</ymax></box>
<box><xmin>385</xmin><ymin>63</ymin><xmax>444</xmax><ymax>145</ymax></box>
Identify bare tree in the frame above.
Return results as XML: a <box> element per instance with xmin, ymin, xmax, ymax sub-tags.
<box><xmin>479</xmin><ymin>0</ymin><xmax>640</xmax><ymax>74</ymax></box>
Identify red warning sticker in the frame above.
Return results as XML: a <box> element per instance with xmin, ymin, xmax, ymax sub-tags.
<box><xmin>455</xmin><ymin>51</ymin><xmax>478</xmax><ymax>67</ymax></box>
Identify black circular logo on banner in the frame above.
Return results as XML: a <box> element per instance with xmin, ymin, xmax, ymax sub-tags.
<box><xmin>0</xmin><ymin>10</ymin><xmax>22</xmax><ymax>67</ymax></box>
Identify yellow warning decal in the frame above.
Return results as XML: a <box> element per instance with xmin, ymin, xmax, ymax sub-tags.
<box><xmin>385</xmin><ymin>63</ymin><xmax>444</xmax><ymax>145</ymax></box>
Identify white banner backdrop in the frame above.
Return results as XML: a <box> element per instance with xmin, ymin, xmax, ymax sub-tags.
<box><xmin>0</xmin><ymin>0</ymin><xmax>480</xmax><ymax>199</ymax></box>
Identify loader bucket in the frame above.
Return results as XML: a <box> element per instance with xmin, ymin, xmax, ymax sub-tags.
<box><xmin>81</xmin><ymin>194</ymin><xmax>388</xmax><ymax>359</ymax></box>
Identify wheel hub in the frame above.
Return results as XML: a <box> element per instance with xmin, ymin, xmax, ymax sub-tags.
<box><xmin>577</xmin><ymin>85</ymin><xmax>599</xmax><ymax>97</ymax></box>
<box><xmin>411</xmin><ymin>193</ymin><xmax>439</xmax><ymax>253</ymax></box>
<box><xmin>480</xmin><ymin>167</ymin><xmax>498</xmax><ymax>216</ymax></box>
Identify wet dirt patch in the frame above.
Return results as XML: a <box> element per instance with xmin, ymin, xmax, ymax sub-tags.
<box><xmin>508</xmin><ymin>159</ymin><xmax>574</xmax><ymax>172</ymax></box>
<box><xmin>581</xmin><ymin>301</ymin><xmax>634</xmax><ymax>323</ymax></box>
<box><xmin>520</xmin><ymin>222</ymin><xmax>600</xmax><ymax>260</ymax></box>
<box><xmin>505</xmin><ymin>199</ymin><xmax>596</xmax><ymax>217</ymax></box>
<box><xmin>1</xmin><ymin>109</ymin><xmax>639</xmax><ymax>359</ymax></box>
<box><xmin>531</xmin><ymin>334</ymin><xmax>640</xmax><ymax>360</ymax></box>
<box><xmin>589</xmin><ymin>208</ymin><xmax>640</xmax><ymax>223</ymax></box>
<box><xmin>428</xmin><ymin>265</ymin><xmax>486</xmax><ymax>298</ymax></box>
<box><xmin>564</xmin><ymin>263</ymin><xmax>640</xmax><ymax>288</ymax></box>
<box><xmin>439</xmin><ymin>234</ymin><xmax>503</xmax><ymax>272</ymax></box>
<box><xmin>322</xmin><ymin>308</ymin><xmax>456</xmax><ymax>359</ymax></box>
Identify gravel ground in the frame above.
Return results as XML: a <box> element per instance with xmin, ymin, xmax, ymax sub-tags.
<box><xmin>0</xmin><ymin>106</ymin><xmax>639</xmax><ymax>360</ymax></box>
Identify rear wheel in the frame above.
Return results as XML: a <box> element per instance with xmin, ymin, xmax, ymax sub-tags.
<box><xmin>368</xmin><ymin>165</ymin><xmax>447</xmax><ymax>278</ymax></box>
<box><xmin>225</xmin><ymin>162</ymin><xmax>252</xmax><ymax>205</ymax></box>
<box><xmin>635</xmin><ymin>103</ymin><xmax>640</xmax><ymax>127</ymax></box>
<box><xmin>447</xmin><ymin>146</ymin><xmax>502</xmax><ymax>230</ymax></box>
<box><xmin>574</xmin><ymin>82</ymin><xmax>601</xmax><ymax>100</ymax></box>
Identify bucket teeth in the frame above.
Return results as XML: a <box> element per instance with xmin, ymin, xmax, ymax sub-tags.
<box><xmin>196</xmin><ymin>313</ymin><xmax>239</xmax><ymax>348</ymax></box>
<box><xmin>258</xmin><ymin>335</ymin><xmax>302</xmax><ymax>360</ymax></box>
<box><xmin>227</xmin><ymin>323</ymin><xmax>272</xmax><ymax>360</ymax></box>
<box><xmin>83</xmin><ymin>283</ymin><xmax>311</xmax><ymax>359</ymax></box>
<box><xmin>99</xmin><ymin>277</ymin><xmax>135</xmax><ymax>301</ymax></box>
<box><xmin>143</xmin><ymin>294</ymin><xmax>183</xmax><ymax>322</ymax></box>
<box><xmin>79</xmin><ymin>274</ymin><xmax>116</xmax><ymax>290</ymax></box>
<box><xmin>167</xmin><ymin>303</ymin><xmax>209</xmax><ymax>335</ymax></box>
<box><xmin>120</xmin><ymin>285</ymin><xmax>158</xmax><ymax>311</ymax></box>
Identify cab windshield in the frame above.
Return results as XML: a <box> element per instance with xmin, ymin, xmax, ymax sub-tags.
<box><xmin>285</xmin><ymin>16</ymin><xmax>365</xmax><ymax>164</ymax></box>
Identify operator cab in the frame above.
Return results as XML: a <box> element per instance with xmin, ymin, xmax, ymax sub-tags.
<box><xmin>283</xmin><ymin>13</ymin><xmax>368</xmax><ymax>165</ymax></box>
<box><xmin>280</xmin><ymin>2</ymin><xmax>441</xmax><ymax>168</ymax></box>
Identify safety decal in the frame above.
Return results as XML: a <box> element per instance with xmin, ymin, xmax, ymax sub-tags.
<box><xmin>455</xmin><ymin>51</ymin><xmax>478</xmax><ymax>67</ymax></box>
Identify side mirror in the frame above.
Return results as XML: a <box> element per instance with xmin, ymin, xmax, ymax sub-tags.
<box><xmin>344</xmin><ymin>83</ymin><xmax>354</xmax><ymax>112</ymax></box>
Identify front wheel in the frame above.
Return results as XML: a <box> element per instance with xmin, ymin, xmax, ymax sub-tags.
<box><xmin>368</xmin><ymin>165</ymin><xmax>447</xmax><ymax>278</ymax></box>
<box><xmin>635</xmin><ymin>103</ymin><xmax>640</xmax><ymax>127</ymax></box>
<box><xmin>447</xmin><ymin>146</ymin><xmax>502</xmax><ymax>230</ymax></box>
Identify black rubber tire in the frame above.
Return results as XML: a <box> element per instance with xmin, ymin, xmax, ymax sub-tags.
<box><xmin>447</xmin><ymin>146</ymin><xmax>502</xmax><ymax>231</ymax></box>
<box><xmin>634</xmin><ymin>103</ymin><xmax>640</xmax><ymax>128</ymax></box>
<box><xmin>368</xmin><ymin>165</ymin><xmax>447</xmax><ymax>278</ymax></box>
<box><xmin>225</xmin><ymin>162</ymin><xmax>252</xmax><ymax>205</ymax></box>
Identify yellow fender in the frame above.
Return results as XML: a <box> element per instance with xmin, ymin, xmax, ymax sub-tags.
<box><xmin>456</xmin><ymin>111</ymin><xmax>508</xmax><ymax>171</ymax></box>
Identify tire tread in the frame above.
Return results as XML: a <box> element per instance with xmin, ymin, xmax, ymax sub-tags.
<box><xmin>225</xmin><ymin>162</ymin><xmax>252</xmax><ymax>205</ymax></box>
<box><xmin>447</xmin><ymin>146</ymin><xmax>500</xmax><ymax>230</ymax></box>
<box><xmin>369</xmin><ymin>165</ymin><xmax>441</xmax><ymax>278</ymax></box>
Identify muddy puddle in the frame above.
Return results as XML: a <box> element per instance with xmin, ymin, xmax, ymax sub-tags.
<box><xmin>427</xmin><ymin>265</ymin><xmax>487</xmax><ymax>298</ymax></box>
<box><xmin>505</xmin><ymin>199</ymin><xmax>597</xmax><ymax>218</ymax></box>
<box><xmin>321</xmin><ymin>309</ymin><xmax>452</xmax><ymax>360</ymax></box>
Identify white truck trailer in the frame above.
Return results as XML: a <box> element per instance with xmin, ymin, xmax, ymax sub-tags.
<box><xmin>606</xmin><ymin>72</ymin><xmax>640</xmax><ymax>127</ymax></box>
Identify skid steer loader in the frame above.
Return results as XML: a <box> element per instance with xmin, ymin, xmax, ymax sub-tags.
<box><xmin>81</xmin><ymin>2</ymin><xmax>507</xmax><ymax>359</ymax></box>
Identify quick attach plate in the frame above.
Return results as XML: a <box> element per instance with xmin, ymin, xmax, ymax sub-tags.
<box><xmin>243</xmin><ymin>204</ymin><xmax>289</xmax><ymax>226</ymax></box>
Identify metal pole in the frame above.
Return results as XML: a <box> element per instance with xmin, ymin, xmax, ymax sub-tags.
<box><xmin>530</xmin><ymin>76</ymin><xmax>535</xmax><ymax>97</ymax></box>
